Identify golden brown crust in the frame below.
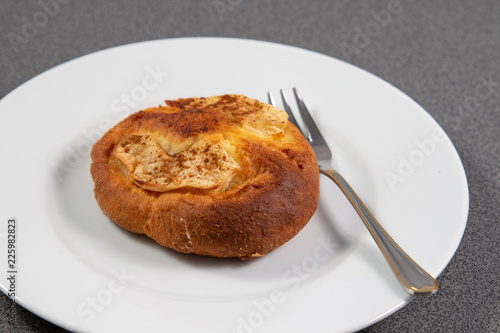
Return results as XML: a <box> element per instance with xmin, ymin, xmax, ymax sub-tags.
<box><xmin>90</xmin><ymin>95</ymin><xmax>319</xmax><ymax>259</ymax></box>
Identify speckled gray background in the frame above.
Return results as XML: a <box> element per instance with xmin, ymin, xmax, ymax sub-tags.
<box><xmin>0</xmin><ymin>1</ymin><xmax>499</xmax><ymax>332</ymax></box>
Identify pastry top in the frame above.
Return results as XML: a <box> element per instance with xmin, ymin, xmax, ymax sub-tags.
<box><xmin>90</xmin><ymin>94</ymin><xmax>320</xmax><ymax>259</ymax></box>
<box><xmin>93</xmin><ymin>94</ymin><xmax>304</xmax><ymax>193</ymax></box>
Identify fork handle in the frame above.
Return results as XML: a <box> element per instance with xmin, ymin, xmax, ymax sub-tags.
<box><xmin>320</xmin><ymin>168</ymin><xmax>439</xmax><ymax>296</ymax></box>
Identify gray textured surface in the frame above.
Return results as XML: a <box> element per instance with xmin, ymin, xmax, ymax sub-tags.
<box><xmin>0</xmin><ymin>0</ymin><xmax>499</xmax><ymax>332</ymax></box>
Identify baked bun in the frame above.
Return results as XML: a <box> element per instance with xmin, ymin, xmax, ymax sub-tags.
<box><xmin>90</xmin><ymin>94</ymin><xmax>319</xmax><ymax>259</ymax></box>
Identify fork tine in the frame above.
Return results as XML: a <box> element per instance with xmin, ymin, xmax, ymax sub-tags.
<box><xmin>274</xmin><ymin>90</ymin><xmax>301</xmax><ymax>131</ymax></box>
<box><xmin>267</xmin><ymin>91</ymin><xmax>277</xmax><ymax>108</ymax></box>
<box><xmin>293</xmin><ymin>87</ymin><xmax>327</xmax><ymax>145</ymax></box>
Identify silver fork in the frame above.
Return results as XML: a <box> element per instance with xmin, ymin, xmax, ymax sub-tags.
<box><xmin>268</xmin><ymin>88</ymin><xmax>439</xmax><ymax>296</ymax></box>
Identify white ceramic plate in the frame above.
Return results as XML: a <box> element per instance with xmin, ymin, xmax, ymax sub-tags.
<box><xmin>0</xmin><ymin>38</ymin><xmax>468</xmax><ymax>333</ymax></box>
